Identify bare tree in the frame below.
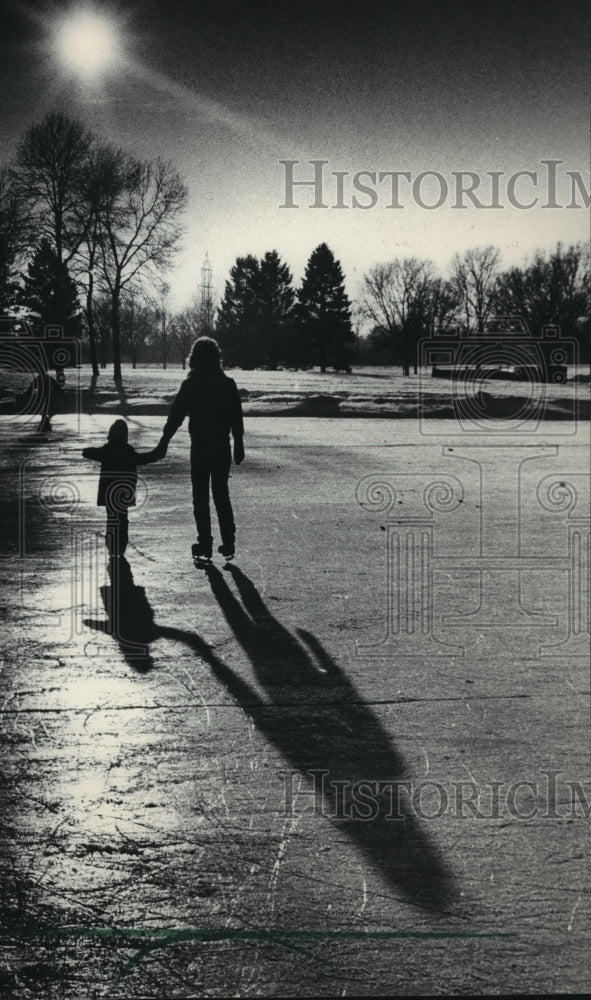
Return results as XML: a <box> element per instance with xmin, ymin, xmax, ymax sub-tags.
<box><xmin>451</xmin><ymin>245</ymin><xmax>501</xmax><ymax>332</ymax></box>
<box><xmin>119</xmin><ymin>290</ymin><xmax>154</xmax><ymax>369</ymax></box>
<box><xmin>170</xmin><ymin>286</ymin><xmax>216</xmax><ymax>368</ymax></box>
<box><xmin>424</xmin><ymin>277</ymin><xmax>462</xmax><ymax>333</ymax></box>
<box><xmin>96</xmin><ymin>149</ymin><xmax>188</xmax><ymax>382</ymax></box>
<box><xmin>173</xmin><ymin>299</ymin><xmax>201</xmax><ymax>367</ymax></box>
<box><xmin>13</xmin><ymin>111</ymin><xmax>94</xmax><ymax>267</ymax></box>
<box><xmin>361</xmin><ymin>258</ymin><xmax>433</xmax><ymax>375</ymax></box>
<box><xmin>496</xmin><ymin>242</ymin><xmax>590</xmax><ymax>334</ymax></box>
<box><xmin>91</xmin><ymin>293</ymin><xmax>113</xmax><ymax>370</ymax></box>
<box><xmin>156</xmin><ymin>281</ymin><xmax>172</xmax><ymax>370</ymax></box>
<box><xmin>73</xmin><ymin>144</ymin><xmax>119</xmax><ymax>377</ymax></box>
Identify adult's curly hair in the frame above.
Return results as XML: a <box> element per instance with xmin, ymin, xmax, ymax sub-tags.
<box><xmin>188</xmin><ymin>337</ymin><xmax>222</xmax><ymax>372</ymax></box>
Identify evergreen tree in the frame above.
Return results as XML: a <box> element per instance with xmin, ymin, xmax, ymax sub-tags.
<box><xmin>257</xmin><ymin>250</ymin><xmax>295</xmax><ymax>367</ymax></box>
<box><xmin>216</xmin><ymin>251</ymin><xmax>296</xmax><ymax>367</ymax></box>
<box><xmin>0</xmin><ymin>170</ymin><xmax>31</xmax><ymax>310</ymax></box>
<box><xmin>19</xmin><ymin>237</ymin><xmax>81</xmax><ymax>338</ymax></box>
<box><xmin>296</xmin><ymin>243</ymin><xmax>353</xmax><ymax>371</ymax></box>
<box><xmin>216</xmin><ymin>255</ymin><xmax>260</xmax><ymax>367</ymax></box>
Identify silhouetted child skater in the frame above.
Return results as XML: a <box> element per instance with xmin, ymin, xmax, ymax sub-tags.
<box><xmin>83</xmin><ymin>419</ymin><xmax>162</xmax><ymax>557</ymax></box>
<box><xmin>156</xmin><ymin>337</ymin><xmax>244</xmax><ymax>561</ymax></box>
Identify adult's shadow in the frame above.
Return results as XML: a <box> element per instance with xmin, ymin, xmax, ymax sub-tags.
<box><xmin>205</xmin><ymin>563</ymin><xmax>456</xmax><ymax>913</ymax></box>
<box><xmin>83</xmin><ymin>560</ymin><xmax>456</xmax><ymax>911</ymax></box>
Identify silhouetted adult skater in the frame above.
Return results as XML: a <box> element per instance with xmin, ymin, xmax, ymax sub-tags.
<box><xmin>83</xmin><ymin>418</ymin><xmax>162</xmax><ymax>557</ymax></box>
<box><xmin>156</xmin><ymin>337</ymin><xmax>244</xmax><ymax>561</ymax></box>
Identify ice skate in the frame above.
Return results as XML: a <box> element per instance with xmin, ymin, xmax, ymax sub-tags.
<box><xmin>192</xmin><ymin>542</ymin><xmax>212</xmax><ymax>566</ymax></box>
<box><xmin>217</xmin><ymin>543</ymin><xmax>235</xmax><ymax>561</ymax></box>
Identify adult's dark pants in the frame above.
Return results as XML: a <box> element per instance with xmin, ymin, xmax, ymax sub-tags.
<box><xmin>190</xmin><ymin>446</ymin><xmax>235</xmax><ymax>553</ymax></box>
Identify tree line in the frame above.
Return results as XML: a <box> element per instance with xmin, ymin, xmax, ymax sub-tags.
<box><xmin>1</xmin><ymin>111</ymin><xmax>187</xmax><ymax>382</ymax></box>
<box><xmin>361</xmin><ymin>243</ymin><xmax>591</xmax><ymax>373</ymax></box>
<box><xmin>1</xmin><ymin>111</ymin><xmax>589</xmax><ymax>380</ymax></box>
<box><xmin>216</xmin><ymin>244</ymin><xmax>353</xmax><ymax>371</ymax></box>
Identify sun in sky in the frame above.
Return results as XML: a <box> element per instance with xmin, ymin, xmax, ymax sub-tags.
<box><xmin>53</xmin><ymin>7</ymin><xmax>123</xmax><ymax>77</ymax></box>
<box><xmin>13</xmin><ymin>0</ymin><xmax>588</xmax><ymax>307</ymax></box>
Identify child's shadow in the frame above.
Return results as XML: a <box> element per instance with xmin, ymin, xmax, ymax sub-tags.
<box><xmin>84</xmin><ymin>557</ymin><xmax>159</xmax><ymax>673</ymax></box>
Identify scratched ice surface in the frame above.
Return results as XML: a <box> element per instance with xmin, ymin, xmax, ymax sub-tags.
<box><xmin>0</xmin><ymin>413</ymin><xmax>589</xmax><ymax>997</ymax></box>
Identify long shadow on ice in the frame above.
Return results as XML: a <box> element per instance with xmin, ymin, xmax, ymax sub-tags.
<box><xmin>205</xmin><ymin>563</ymin><xmax>456</xmax><ymax>913</ymax></box>
<box><xmin>84</xmin><ymin>558</ymin><xmax>456</xmax><ymax>911</ymax></box>
<box><xmin>84</xmin><ymin>557</ymin><xmax>158</xmax><ymax>672</ymax></box>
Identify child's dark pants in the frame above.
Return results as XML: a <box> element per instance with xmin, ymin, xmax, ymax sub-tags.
<box><xmin>105</xmin><ymin>506</ymin><xmax>129</xmax><ymax>556</ymax></box>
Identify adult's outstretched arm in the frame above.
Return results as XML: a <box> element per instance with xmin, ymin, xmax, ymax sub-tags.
<box><xmin>135</xmin><ymin>447</ymin><xmax>164</xmax><ymax>465</ymax></box>
<box><xmin>157</xmin><ymin>381</ymin><xmax>191</xmax><ymax>454</ymax></box>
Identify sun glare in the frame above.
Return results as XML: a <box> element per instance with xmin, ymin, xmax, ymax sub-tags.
<box><xmin>55</xmin><ymin>10</ymin><xmax>122</xmax><ymax>76</ymax></box>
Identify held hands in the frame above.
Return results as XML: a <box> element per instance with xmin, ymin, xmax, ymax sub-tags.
<box><xmin>154</xmin><ymin>438</ymin><xmax>168</xmax><ymax>460</ymax></box>
<box><xmin>233</xmin><ymin>439</ymin><xmax>245</xmax><ymax>465</ymax></box>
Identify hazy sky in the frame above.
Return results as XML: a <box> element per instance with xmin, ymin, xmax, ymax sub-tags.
<box><xmin>1</xmin><ymin>0</ymin><xmax>590</xmax><ymax>307</ymax></box>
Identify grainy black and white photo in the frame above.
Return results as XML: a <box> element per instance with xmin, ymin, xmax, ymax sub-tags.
<box><xmin>0</xmin><ymin>1</ymin><xmax>589</xmax><ymax>996</ymax></box>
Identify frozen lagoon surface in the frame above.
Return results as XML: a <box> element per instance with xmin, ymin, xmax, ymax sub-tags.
<box><xmin>0</xmin><ymin>413</ymin><xmax>589</xmax><ymax>997</ymax></box>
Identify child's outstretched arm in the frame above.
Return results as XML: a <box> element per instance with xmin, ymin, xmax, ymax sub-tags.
<box><xmin>82</xmin><ymin>447</ymin><xmax>104</xmax><ymax>461</ymax></box>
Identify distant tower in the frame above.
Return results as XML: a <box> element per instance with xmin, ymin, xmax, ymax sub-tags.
<box><xmin>199</xmin><ymin>253</ymin><xmax>215</xmax><ymax>336</ymax></box>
